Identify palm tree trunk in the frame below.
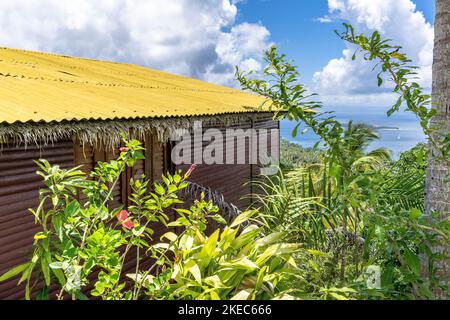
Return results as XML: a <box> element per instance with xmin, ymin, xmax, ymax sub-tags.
<box><xmin>424</xmin><ymin>0</ymin><xmax>450</xmax><ymax>296</ymax></box>
<box><xmin>427</xmin><ymin>0</ymin><xmax>450</xmax><ymax>215</ymax></box>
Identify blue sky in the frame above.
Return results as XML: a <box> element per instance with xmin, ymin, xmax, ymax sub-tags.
<box><xmin>233</xmin><ymin>0</ymin><xmax>434</xmax><ymax>155</ymax></box>
<box><xmin>236</xmin><ymin>0</ymin><xmax>435</xmax><ymax>89</ymax></box>
<box><xmin>0</xmin><ymin>0</ymin><xmax>433</xmax><ymax>153</ymax></box>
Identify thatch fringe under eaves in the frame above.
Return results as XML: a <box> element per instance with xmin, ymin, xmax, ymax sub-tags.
<box><xmin>0</xmin><ymin>113</ymin><xmax>263</xmax><ymax>150</ymax></box>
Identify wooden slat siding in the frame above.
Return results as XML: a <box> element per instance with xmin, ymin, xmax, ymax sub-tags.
<box><xmin>175</xmin><ymin>118</ymin><xmax>247</xmax><ymax>210</ymax></box>
<box><xmin>75</xmin><ymin>144</ymin><xmax>131</xmax><ymax>208</ymax></box>
<box><xmin>115</xmin><ymin>136</ymin><xmax>170</xmax><ymax>294</ymax></box>
<box><xmin>153</xmin><ymin>138</ymin><xmax>166</xmax><ymax>182</ymax></box>
<box><xmin>74</xmin><ymin>142</ymin><xmax>94</xmax><ymax>204</ymax></box>
<box><xmin>251</xmin><ymin>115</ymin><xmax>280</xmax><ymax>204</ymax></box>
<box><xmin>0</xmin><ymin>116</ymin><xmax>277</xmax><ymax>299</ymax></box>
<box><xmin>143</xmin><ymin>132</ymin><xmax>178</xmax><ymax>235</ymax></box>
<box><xmin>0</xmin><ymin>140</ymin><xmax>74</xmax><ymax>300</ymax></box>
<box><xmin>74</xmin><ymin>133</ymin><xmax>165</xmax><ymax>219</ymax></box>
<box><xmin>71</xmin><ymin>135</ymin><xmax>167</xmax><ymax>297</ymax></box>
<box><xmin>173</xmin><ymin>114</ymin><xmax>278</xmax><ymax>212</ymax></box>
<box><xmin>144</xmin><ymin>131</ymin><xmax>167</xmax><ymax>182</ymax></box>
<box><xmin>105</xmin><ymin>148</ymin><xmax>125</xmax><ymax>208</ymax></box>
<box><xmin>133</xmin><ymin>157</ymin><xmax>145</xmax><ymax>180</ymax></box>
<box><xmin>0</xmin><ymin>133</ymin><xmax>176</xmax><ymax>300</ymax></box>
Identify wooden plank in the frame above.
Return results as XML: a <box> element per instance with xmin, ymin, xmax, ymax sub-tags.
<box><xmin>0</xmin><ymin>140</ymin><xmax>74</xmax><ymax>300</ymax></box>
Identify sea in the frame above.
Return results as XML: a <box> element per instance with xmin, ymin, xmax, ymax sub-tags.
<box><xmin>280</xmin><ymin>106</ymin><xmax>427</xmax><ymax>160</ymax></box>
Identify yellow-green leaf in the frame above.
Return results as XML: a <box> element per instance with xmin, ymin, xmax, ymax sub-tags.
<box><xmin>256</xmin><ymin>243</ymin><xmax>301</xmax><ymax>266</ymax></box>
<box><xmin>0</xmin><ymin>263</ymin><xmax>30</xmax><ymax>282</ymax></box>
<box><xmin>230</xmin><ymin>210</ymin><xmax>256</xmax><ymax>228</ymax></box>
<box><xmin>34</xmin><ymin>232</ymin><xmax>47</xmax><ymax>240</ymax></box>
<box><xmin>188</xmin><ymin>263</ymin><xmax>202</xmax><ymax>285</ymax></box>
<box><xmin>307</xmin><ymin>249</ymin><xmax>329</xmax><ymax>258</ymax></box>
<box><xmin>391</xmin><ymin>52</ymin><xmax>406</xmax><ymax>61</ymax></box>
<box><xmin>160</xmin><ymin>232</ymin><xmax>178</xmax><ymax>243</ymax></box>
<box><xmin>205</xmin><ymin>275</ymin><xmax>225</xmax><ymax>288</ymax></box>
<box><xmin>231</xmin><ymin>289</ymin><xmax>251</xmax><ymax>300</ymax></box>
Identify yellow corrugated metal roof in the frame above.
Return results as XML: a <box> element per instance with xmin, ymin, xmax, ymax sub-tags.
<box><xmin>0</xmin><ymin>47</ymin><xmax>268</xmax><ymax>124</ymax></box>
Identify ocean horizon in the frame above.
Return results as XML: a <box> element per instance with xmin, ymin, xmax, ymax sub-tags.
<box><xmin>280</xmin><ymin>106</ymin><xmax>427</xmax><ymax>159</ymax></box>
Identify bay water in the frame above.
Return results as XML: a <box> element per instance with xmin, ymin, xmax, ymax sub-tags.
<box><xmin>281</xmin><ymin>106</ymin><xmax>426</xmax><ymax>159</ymax></box>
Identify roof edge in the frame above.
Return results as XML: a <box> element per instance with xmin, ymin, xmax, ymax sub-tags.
<box><xmin>0</xmin><ymin>112</ymin><xmax>275</xmax><ymax>149</ymax></box>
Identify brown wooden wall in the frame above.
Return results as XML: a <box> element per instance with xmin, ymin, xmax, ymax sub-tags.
<box><xmin>0</xmin><ymin>141</ymin><xmax>74</xmax><ymax>299</ymax></box>
<box><xmin>175</xmin><ymin>114</ymin><xmax>279</xmax><ymax>210</ymax></box>
<box><xmin>0</xmin><ymin>135</ymin><xmax>168</xmax><ymax>300</ymax></box>
<box><xmin>0</xmin><ymin>114</ymin><xmax>278</xmax><ymax>299</ymax></box>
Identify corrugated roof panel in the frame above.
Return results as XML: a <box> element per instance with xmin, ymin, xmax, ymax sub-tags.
<box><xmin>0</xmin><ymin>47</ymin><xmax>267</xmax><ymax>124</ymax></box>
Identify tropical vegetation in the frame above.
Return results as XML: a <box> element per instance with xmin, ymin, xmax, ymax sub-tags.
<box><xmin>0</xmin><ymin>24</ymin><xmax>448</xmax><ymax>300</ymax></box>
<box><xmin>236</xmin><ymin>24</ymin><xmax>449</xmax><ymax>299</ymax></box>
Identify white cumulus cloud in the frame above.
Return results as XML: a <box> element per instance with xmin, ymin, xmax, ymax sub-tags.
<box><xmin>0</xmin><ymin>0</ymin><xmax>271</xmax><ymax>87</ymax></box>
<box><xmin>313</xmin><ymin>0</ymin><xmax>434</xmax><ymax>107</ymax></box>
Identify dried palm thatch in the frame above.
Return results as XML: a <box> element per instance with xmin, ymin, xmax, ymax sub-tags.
<box><xmin>0</xmin><ymin>113</ymin><xmax>261</xmax><ymax>150</ymax></box>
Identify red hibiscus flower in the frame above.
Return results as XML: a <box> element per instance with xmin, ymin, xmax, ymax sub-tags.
<box><xmin>122</xmin><ymin>220</ymin><xmax>134</xmax><ymax>230</ymax></box>
<box><xmin>116</xmin><ymin>210</ymin><xmax>134</xmax><ymax>230</ymax></box>
<box><xmin>116</xmin><ymin>210</ymin><xmax>129</xmax><ymax>222</ymax></box>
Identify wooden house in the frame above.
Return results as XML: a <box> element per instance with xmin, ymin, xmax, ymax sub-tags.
<box><xmin>0</xmin><ymin>47</ymin><xmax>279</xmax><ymax>299</ymax></box>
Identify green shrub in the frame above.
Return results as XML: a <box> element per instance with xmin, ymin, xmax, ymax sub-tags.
<box><xmin>0</xmin><ymin>137</ymin><xmax>300</xmax><ymax>300</ymax></box>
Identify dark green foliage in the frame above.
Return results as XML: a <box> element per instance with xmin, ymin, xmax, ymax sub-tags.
<box><xmin>0</xmin><ymin>138</ymin><xmax>300</xmax><ymax>300</ymax></box>
<box><xmin>280</xmin><ymin>139</ymin><xmax>324</xmax><ymax>170</ymax></box>
<box><xmin>238</xmin><ymin>26</ymin><xmax>449</xmax><ymax>300</ymax></box>
<box><xmin>337</xmin><ymin>23</ymin><xmax>448</xmax><ymax>164</ymax></box>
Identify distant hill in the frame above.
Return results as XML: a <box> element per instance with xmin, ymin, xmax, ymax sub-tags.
<box><xmin>338</xmin><ymin>122</ymin><xmax>399</xmax><ymax>130</ymax></box>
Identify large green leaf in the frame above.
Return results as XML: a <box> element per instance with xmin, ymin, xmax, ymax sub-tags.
<box><xmin>409</xmin><ymin>208</ymin><xmax>422</xmax><ymax>220</ymax></box>
<box><xmin>254</xmin><ymin>232</ymin><xmax>284</xmax><ymax>249</ymax></box>
<box><xmin>230</xmin><ymin>289</ymin><xmax>251</xmax><ymax>300</ymax></box>
<box><xmin>52</xmin><ymin>268</ymin><xmax>66</xmax><ymax>287</ymax></box>
<box><xmin>255</xmin><ymin>266</ymin><xmax>268</xmax><ymax>291</ymax></box>
<box><xmin>306</xmin><ymin>249</ymin><xmax>330</xmax><ymax>258</ymax></box>
<box><xmin>0</xmin><ymin>263</ymin><xmax>30</xmax><ymax>282</ymax></box>
<box><xmin>231</xmin><ymin>225</ymin><xmax>261</xmax><ymax>250</ymax></box>
<box><xmin>210</xmin><ymin>214</ymin><xmax>227</xmax><ymax>225</ymax></box>
<box><xmin>219</xmin><ymin>257</ymin><xmax>259</xmax><ymax>272</ymax></box>
<box><xmin>188</xmin><ymin>263</ymin><xmax>202</xmax><ymax>285</ymax></box>
<box><xmin>36</xmin><ymin>287</ymin><xmax>49</xmax><ymax>300</ymax></box>
<box><xmin>230</xmin><ymin>210</ymin><xmax>256</xmax><ymax>228</ymax></box>
<box><xmin>204</xmin><ymin>275</ymin><xmax>226</xmax><ymax>288</ymax></box>
<box><xmin>256</xmin><ymin>243</ymin><xmax>301</xmax><ymax>267</ymax></box>
<box><xmin>219</xmin><ymin>227</ymin><xmax>239</xmax><ymax>251</ymax></box>
<box><xmin>403</xmin><ymin>247</ymin><xmax>421</xmax><ymax>276</ymax></box>
<box><xmin>41</xmin><ymin>255</ymin><xmax>51</xmax><ymax>286</ymax></box>
<box><xmin>198</xmin><ymin>229</ymin><xmax>220</xmax><ymax>268</ymax></box>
